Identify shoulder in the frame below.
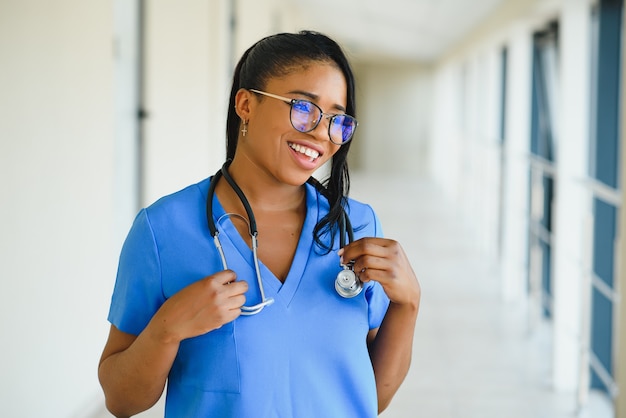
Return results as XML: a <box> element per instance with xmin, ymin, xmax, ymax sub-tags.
<box><xmin>304</xmin><ymin>181</ymin><xmax>382</xmax><ymax>238</ymax></box>
<box><xmin>143</xmin><ymin>177</ymin><xmax>211</xmax><ymax>224</ymax></box>
<box><xmin>345</xmin><ymin>197</ymin><xmax>382</xmax><ymax>238</ymax></box>
<box><xmin>304</xmin><ymin>181</ymin><xmax>377</xmax><ymax>219</ymax></box>
<box><xmin>128</xmin><ymin>177</ymin><xmax>212</xmax><ymax>244</ymax></box>
<box><xmin>345</xmin><ymin>196</ymin><xmax>376</xmax><ymax>219</ymax></box>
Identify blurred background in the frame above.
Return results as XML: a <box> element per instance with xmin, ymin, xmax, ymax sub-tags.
<box><xmin>1</xmin><ymin>0</ymin><xmax>625</xmax><ymax>417</ymax></box>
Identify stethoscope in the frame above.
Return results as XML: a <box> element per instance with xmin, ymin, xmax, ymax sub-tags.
<box><xmin>206</xmin><ymin>162</ymin><xmax>363</xmax><ymax>315</ymax></box>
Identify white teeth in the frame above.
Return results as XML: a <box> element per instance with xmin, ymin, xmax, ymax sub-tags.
<box><xmin>289</xmin><ymin>143</ymin><xmax>320</xmax><ymax>161</ymax></box>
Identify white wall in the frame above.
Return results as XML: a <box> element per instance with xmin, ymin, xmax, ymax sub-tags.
<box><xmin>142</xmin><ymin>0</ymin><xmax>232</xmax><ymax>206</ymax></box>
<box><xmin>431</xmin><ymin>63</ymin><xmax>465</xmax><ymax>201</ymax></box>
<box><xmin>434</xmin><ymin>48</ymin><xmax>503</xmax><ymax>256</ymax></box>
<box><xmin>234</xmin><ymin>0</ymin><xmax>288</xmax><ymax>58</ymax></box>
<box><xmin>352</xmin><ymin>62</ymin><xmax>432</xmax><ymax>176</ymax></box>
<box><xmin>0</xmin><ymin>1</ymin><xmax>116</xmax><ymax>417</ymax></box>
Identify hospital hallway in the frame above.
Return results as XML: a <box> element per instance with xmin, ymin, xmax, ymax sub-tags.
<box><xmin>5</xmin><ymin>1</ymin><xmax>626</xmax><ymax>417</ymax></box>
<box><xmin>349</xmin><ymin>173</ymin><xmax>613</xmax><ymax>418</ymax></box>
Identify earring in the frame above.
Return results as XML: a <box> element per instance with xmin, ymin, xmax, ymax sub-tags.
<box><xmin>241</xmin><ymin>120</ymin><xmax>248</xmax><ymax>137</ymax></box>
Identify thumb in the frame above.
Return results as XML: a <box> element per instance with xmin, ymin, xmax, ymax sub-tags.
<box><xmin>208</xmin><ymin>269</ymin><xmax>237</xmax><ymax>285</ymax></box>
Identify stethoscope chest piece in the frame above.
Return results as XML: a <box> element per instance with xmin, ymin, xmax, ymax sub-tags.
<box><xmin>335</xmin><ymin>266</ymin><xmax>363</xmax><ymax>298</ymax></box>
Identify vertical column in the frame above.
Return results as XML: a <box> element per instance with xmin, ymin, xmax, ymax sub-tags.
<box><xmin>113</xmin><ymin>0</ymin><xmax>141</xmax><ymax>245</ymax></box>
<box><xmin>551</xmin><ymin>0</ymin><xmax>591</xmax><ymax>392</ymax></box>
<box><xmin>501</xmin><ymin>23</ymin><xmax>532</xmax><ymax>302</ymax></box>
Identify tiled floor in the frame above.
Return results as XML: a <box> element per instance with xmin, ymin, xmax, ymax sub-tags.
<box><xmin>93</xmin><ymin>173</ymin><xmax>613</xmax><ymax>418</ymax></box>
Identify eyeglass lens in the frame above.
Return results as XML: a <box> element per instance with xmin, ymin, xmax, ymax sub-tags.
<box><xmin>290</xmin><ymin>100</ymin><xmax>356</xmax><ymax>144</ymax></box>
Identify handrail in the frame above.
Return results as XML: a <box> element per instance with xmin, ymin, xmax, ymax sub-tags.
<box><xmin>575</xmin><ymin>176</ymin><xmax>622</xmax><ymax>207</ymax></box>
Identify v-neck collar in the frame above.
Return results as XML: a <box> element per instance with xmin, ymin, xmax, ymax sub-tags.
<box><xmin>210</xmin><ymin>182</ymin><xmax>319</xmax><ymax>307</ymax></box>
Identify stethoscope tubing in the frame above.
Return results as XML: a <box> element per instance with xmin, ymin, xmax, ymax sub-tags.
<box><xmin>206</xmin><ymin>161</ymin><xmax>362</xmax><ymax>313</ymax></box>
<box><xmin>213</xmin><ymin>213</ymin><xmax>273</xmax><ymax>315</ymax></box>
<box><xmin>207</xmin><ymin>163</ymin><xmax>274</xmax><ymax>315</ymax></box>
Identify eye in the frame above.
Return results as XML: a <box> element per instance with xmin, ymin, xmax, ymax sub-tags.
<box><xmin>329</xmin><ymin>115</ymin><xmax>357</xmax><ymax>144</ymax></box>
<box><xmin>292</xmin><ymin>100</ymin><xmax>314</xmax><ymax>115</ymax></box>
<box><xmin>290</xmin><ymin>100</ymin><xmax>320</xmax><ymax>132</ymax></box>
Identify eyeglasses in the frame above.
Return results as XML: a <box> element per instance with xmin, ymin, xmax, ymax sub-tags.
<box><xmin>249</xmin><ymin>89</ymin><xmax>357</xmax><ymax>145</ymax></box>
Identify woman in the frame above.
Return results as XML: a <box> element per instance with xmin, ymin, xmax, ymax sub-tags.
<box><xmin>99</xmin><ymin>30</ymin><xmax>420</xmax><ymax>417</ymax></box>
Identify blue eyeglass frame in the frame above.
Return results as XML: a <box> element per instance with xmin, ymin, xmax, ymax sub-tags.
<box><xmin>249</xmin><ymin>89</ymin><xmax>357</xmax><ymax>145</ymax></box>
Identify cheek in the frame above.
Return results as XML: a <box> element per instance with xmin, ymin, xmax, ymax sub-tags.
<box><xmin>325</xmin><ymin>144</ymin><xmax>342</xmax><ymax>162</ymax></box>
<box><xmin>251</xmin><ymin>107</ymin><xmax>290</xmax><ymax>141</ymax></box>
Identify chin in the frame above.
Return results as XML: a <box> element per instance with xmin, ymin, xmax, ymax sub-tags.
<box><xmin>280</xmin><ymin>168</ymin><xmax>317</xmax><ymax>187</ymax></box>
<box><xmin>290</xmin><ymin>174</ymin><xmax>314</xmax><ymax>187</ymax></box>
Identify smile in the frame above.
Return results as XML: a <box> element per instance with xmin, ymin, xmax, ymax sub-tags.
<box><xmin>288</xmin><ymin>142</ymin><xmax>320</xmax><ymax>161</ymax></box>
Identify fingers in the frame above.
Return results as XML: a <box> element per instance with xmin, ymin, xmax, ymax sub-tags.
<box><xmin>339</xmin><ymin>238</ymin><xmax>404</xmax><ymax>281</ymax></box>
<box><xmin>155</xmin><ymin>270</ymin><xmax>258</xmax><ymax>341</ymax></box>
<box><xmin>354</xmin><ymin>263</ymin><xmax>396</xmax><ymax>284</ymax></box>
<box><xmin>339</xmin><ymin>238</ymin><xmax>400</xmax><ymax>263</ymax></box>
<box><xmin>204</xmin><ymin>270</ymin><xmax>249</xmax><ymax>296</ymax></box>
<box><xmin>198</xmin><ymin>271</ymin><xmax>248</xmax><ymax>329</ymax></box>
<box><xmin>210</xmin><ymin>269</ymin><xmax>238</xmax><ymax>285</ymax></box>
<box><xmin>338</xmin><ymin>238</ymin><xmax>420</xmax><ymax>306</ymax></box>
<box><xmin>347</xmin><ymin>256</ymin><xmax>393</xmax><ymax>284</ymax></box>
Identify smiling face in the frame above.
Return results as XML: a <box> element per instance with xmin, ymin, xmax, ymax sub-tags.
<box><xmin>232</xmin><ymin>61</ymin><xmax>348</xmax><ymax>187</ymax></box>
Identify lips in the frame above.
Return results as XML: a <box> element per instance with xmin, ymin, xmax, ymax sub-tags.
<box><xmin>288</xmin><ymin>142</ymin><xmax>321</xmax><ymax>162</ymax></box>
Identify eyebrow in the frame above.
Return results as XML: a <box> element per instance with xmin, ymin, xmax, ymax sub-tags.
<box><xmin>287</xmin><ymin>89</ymin><xmax>347</xmax><ymax>113</ymax></box>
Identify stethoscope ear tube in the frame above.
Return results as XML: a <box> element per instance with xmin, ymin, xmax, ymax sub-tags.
<box><xmin>206</xmin><ymin>162</ymin><xmax>274</xmax><ymax>315</ymax></box>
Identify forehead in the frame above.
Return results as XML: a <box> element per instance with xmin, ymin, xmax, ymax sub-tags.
<box><xmin>264</xmin><ymin>62</ymin><xmax>348</xmax><ymax>106</ymax></box>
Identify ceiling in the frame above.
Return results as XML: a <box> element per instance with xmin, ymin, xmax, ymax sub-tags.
<box><xmin>291</xmin><ymin>0</ymin><xmax>508</xmax><ymax>63</ymax></box>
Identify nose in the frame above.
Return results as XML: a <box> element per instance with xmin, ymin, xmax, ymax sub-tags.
<box><xmin>310</xmin><ymin>113</ymin><xmax>333</xmax><ymax>143</ymax></box>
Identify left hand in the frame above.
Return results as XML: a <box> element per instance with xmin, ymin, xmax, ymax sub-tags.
<box><xmin>339</xmin><ymin>237</ymin><xmax>420</xmax><ymax>306</ymax></box>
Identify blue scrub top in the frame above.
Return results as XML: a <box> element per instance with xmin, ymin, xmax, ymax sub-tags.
<box><xmin>108</xmin><ymin>178</ymin><xmax>390</xmax><ymax>418</ymax></box>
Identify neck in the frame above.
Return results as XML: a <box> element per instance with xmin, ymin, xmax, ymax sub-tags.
<box><xmin>218</xmin><ymin>157</ymin><xmax>306</xmax><ymax>213</ymax></box>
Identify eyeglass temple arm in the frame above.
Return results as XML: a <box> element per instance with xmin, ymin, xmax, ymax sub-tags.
<box><xmin>249</xmin><ymin>89</ymin><xmax>294</xmax><ymax>105</ymax></box>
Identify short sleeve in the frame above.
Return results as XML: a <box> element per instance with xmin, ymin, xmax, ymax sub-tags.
<box><xmin>107</xmin><ymin>209</ymin><xmax>166</xmax><ymax>336</ymax></box>
<box><xmin>366</xmin><ymin>282</ymin><xmax>389</xmax><ymax>329</ymax></box>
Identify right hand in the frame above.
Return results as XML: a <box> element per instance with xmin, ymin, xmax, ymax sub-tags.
<box><xmin>148</xmin><ymin>270</ymin><xmax>248</xmax><ymax>344</ymax></box>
